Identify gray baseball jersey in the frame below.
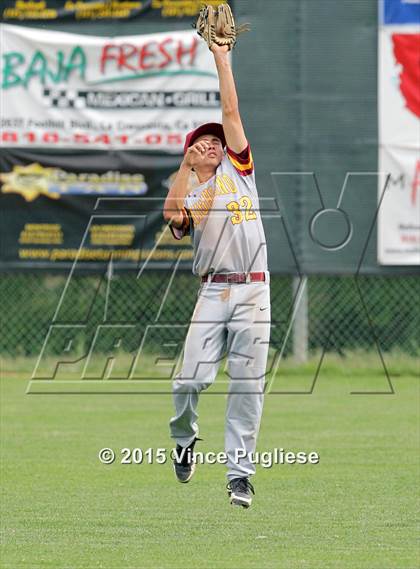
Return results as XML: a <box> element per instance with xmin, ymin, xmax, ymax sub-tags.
<box><xmin>170</xmin><ymin>144</ymin><xmax>268</xmax><ymax>276</ymax></box>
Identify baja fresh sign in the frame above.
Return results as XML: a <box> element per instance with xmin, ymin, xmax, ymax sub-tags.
<box><xmin>0</xmin><ymin>24</ymin><xmax>221</xmax><ymax>151</ymax></box>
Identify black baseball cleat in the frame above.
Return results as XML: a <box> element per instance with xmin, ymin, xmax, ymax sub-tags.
<box><xmin>227</xmin><ymin>477</ymin><xmax>255</xmax><ymax>508</ymax></box>
<box><xmin>172</xmin><ymin>437</ymin><xmax>202</xmax><ymax>483</ymax></box>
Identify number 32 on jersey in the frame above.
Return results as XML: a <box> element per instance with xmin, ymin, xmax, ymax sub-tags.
<box><xmin>226</xmin><ymin>196</ymin><xmax>257</xmax><ymax>225</ymax></box>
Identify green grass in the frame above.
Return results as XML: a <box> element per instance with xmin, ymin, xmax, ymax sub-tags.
<box><xmin>1</xmin><ymin>356</ymin><xmax>419</xmax><ymax>569</ymax></box>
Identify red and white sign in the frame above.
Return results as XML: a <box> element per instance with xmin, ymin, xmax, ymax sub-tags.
<box><xmin>378</xmin><ymin>14</ymin><xmax>420</xmax><ymax>265</ymax></box>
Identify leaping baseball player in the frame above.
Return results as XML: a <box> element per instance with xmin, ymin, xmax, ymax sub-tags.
<box><xmin>163</xmin><ymin>5</ymin><xmax>270</xmax><ymax>508</ymax></box>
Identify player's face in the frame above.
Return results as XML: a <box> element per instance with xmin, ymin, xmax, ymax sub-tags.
<box><xmin>194</xmin><ymin>134</ymin><xmax>224</xmax><ymax>168</ymax></box>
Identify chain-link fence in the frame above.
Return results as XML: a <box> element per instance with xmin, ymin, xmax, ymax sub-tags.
<box><xmin>1</xmin><ymin>273</ymin><xmax>419</xmax><ymax>361</ymax></box>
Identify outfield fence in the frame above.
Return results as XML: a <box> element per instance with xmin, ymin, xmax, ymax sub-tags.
<box><xmin>1</xmin><ymin>273</ymin><xmax>418</xmax><ymax>361</ymax></box>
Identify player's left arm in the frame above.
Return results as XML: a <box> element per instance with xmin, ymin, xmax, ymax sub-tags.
<box><xmin>212</xmin><ymin>44</ymin><xmax>248</xmax><ymax>155</ymax></box>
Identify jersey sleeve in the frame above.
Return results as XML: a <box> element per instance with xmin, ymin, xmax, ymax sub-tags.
<box><xmin>169</xmin><ymin>206</ymin><xmax>192</xmax><ymax>240</ymax></box>
<box><xmin>226</xmin><ymin>144</ymin><xmax>254</xmax><ymax>177</ymax></box>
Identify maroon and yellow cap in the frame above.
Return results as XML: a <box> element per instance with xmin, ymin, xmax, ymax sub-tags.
<box><xmin>183</xmin><ymin>122</ymin><xmax>226</xmax><ymax>154</ymax></box>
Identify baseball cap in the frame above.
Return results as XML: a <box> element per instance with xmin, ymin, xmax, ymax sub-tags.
<box><xmin>183</xmin><ymin>122</ymin><xmax>226</xmax><ymax>154</ymax></box>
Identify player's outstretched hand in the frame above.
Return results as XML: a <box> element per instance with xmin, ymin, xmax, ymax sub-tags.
<box><xmin>182</xmin><ymin>140</ymin><xmax>210</xmax><ymax>169</ymax></box>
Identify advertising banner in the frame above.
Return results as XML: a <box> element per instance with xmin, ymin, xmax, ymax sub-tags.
<box><xmin>0</xmin><ymin>24</ymin><xmax>222</xmax><ymax>152</ymax></box>
<box><xmin>1</xmin><ymin>0</ymin><xmax>231</xmax><ymax>22</ymax></box>
<box><xmin>378</xmin><ymin>0</ymin><xmax>420</xmax><ymax>265</ymax></box>
<box><xmin>0</xmin><ymin>149</ymin><xmax>193</xmax><ymax>269</ymax></box>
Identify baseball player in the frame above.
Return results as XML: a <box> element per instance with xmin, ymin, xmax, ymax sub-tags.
<box><xmin>163</xmin><ymin>42</ymin><xmax>270</xmax><ymax>508</ymax></box>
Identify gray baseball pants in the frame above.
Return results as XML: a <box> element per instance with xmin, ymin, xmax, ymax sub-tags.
<box><xmin>169</xmin><ymin>275</ymin><xmax>271</xmax><ymax>480</ymax></box>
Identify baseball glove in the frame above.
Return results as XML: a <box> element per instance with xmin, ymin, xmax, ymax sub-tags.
<box><xmin>195</xmin><ymin>3</ymin><xmax>250</xmax><ymax>51</ymax></box>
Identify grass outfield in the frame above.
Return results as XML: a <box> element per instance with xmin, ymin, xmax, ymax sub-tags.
<box><xmin>1</xmin><ymin>356</ymin><xmax>419</xmax><ymax>569</ymax></box>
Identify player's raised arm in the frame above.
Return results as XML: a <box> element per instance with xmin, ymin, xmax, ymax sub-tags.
<box><xmin>163</xmin><ymin>162</ymin><xmax>191</xmax><ymax>228</ymax></box>
<box><xmin>211</xmin><ymin>44</ymin><xmax>248</xmax><ymax>154</ymax></box>
<box><xmin>163</xmin><ymin>139</ymin><xmax>210</xmax><ymax>228</ymax></box>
